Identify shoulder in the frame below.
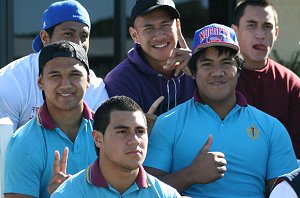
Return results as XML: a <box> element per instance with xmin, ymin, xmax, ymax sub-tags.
<box><xmin>52</xmin><ymin>169</ymin><xmax>87</xmax><ymax>196</ymax></box>
<box><xmin>242</xmin><ymin>104</ymin><xmax>287</xmax><ymax>133</ymax></box>
<box><xmin>146</xmin><ymin>173</ymin><xmax>181</xmax><ymax>196</ymax></box>
<box><xmin>268</xmin><ymin>59</ymin><xmax>300</xmax><ymax>80</ymax></box>
<box><xmin>0</xmin><ymin>53</ymin><xmax>39</xmax><ymax>90</ymax></box>
<box><xmin>244</xmin><ymin>104</ymin><xmax>277</xmax><ymax>120</ymax></box>
<box><xmin>5</xmin><ymin>119</ymin><xmax>46</xmax><ymax>173</ymax></box>
<box><xmin>8</xmin><ymin>119</ymin><xmax>44</xmax><ymax>154</ymax></box>
<box><xmin>105</xmin><ymin>58</ymin><xmax>138</xmax><ymax>81</ymax></box>
<box><xmin>157</xmin><ymin>99</ymin><xmax>194</xmax><ymax>123</ymax></box>
<box><xmin>0</xmin><ymin>53</ymin><xmax>38</xmax><ymax>75</ymax></box>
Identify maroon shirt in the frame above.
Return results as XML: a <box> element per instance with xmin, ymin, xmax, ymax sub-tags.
<box><xmin>237</xmin><ymin>58</ymin><xmax>300</xmax><ymax>158</ymax></box>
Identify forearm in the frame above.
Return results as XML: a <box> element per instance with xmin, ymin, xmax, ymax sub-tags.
<box><xmin>149</xmin><ymin>168</ymin><xmax>194</xmax><ymax>193</ymax></box>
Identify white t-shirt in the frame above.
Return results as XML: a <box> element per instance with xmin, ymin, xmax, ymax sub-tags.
<box><xmin>0</xmin><ymin>52</ymin><xmax>108</xmax><ymax>131</ymax></box>
<box><xmin>269</xmin><ymin>181</ymin><xmax>298</xmax><ymax>198</ymax></box>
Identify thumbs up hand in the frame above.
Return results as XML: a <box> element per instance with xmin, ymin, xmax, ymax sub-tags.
<box><xmin>188</xmin><ymin>135</ymin><xmax>227</xmax><ymax>184</ymax></box>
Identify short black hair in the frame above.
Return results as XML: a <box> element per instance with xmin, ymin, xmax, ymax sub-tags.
<box><xmin>44</xmin><ymin>25</ymin><xmax>57</xmax><ymax>40</ymax></box>
<box><xmin>187</xmin><ymin>46</ymin><xmax>244</xmax><ymax>76</ymax></box>
<box><xmin>93</xmin><ymin>96</ymin><xmax>145</xmax><ymax>155</ymax></box>
<box><xmin>233</xmin><ymin>0</ymin><xmax>278</xmax><ymax>26</ymax></box>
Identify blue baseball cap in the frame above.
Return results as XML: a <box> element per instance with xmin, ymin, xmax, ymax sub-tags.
<box><xmin>32</xmin><ymin>0</ymin><xmax>91</xmax><ymax>53</ymax></box>
<box><xmin>191</xmin><ymin>23</ymin><xmax>239</xmax><ymax>55</ymax></box>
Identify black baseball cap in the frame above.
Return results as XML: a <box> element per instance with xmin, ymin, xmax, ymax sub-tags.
<box><xmin>39</xmin><ymin>40</ymin><xmax>89</xmax><ymax>75</ymax></box>
<box><xmin>131</xmin><ymin>0</ymin><xmax>180</xmax><ymax>26</ymax></box>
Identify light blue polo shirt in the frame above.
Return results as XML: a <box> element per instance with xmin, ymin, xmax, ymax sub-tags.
<box><xmin>4</xmin><ymin>102</ymin><xmax>97</xmax><ymax>198</ymax></box>
<box><xmin>144</xmin><ymin>92</ymin><xmax>298</xmax><ymax>198</ymax></box>
<box><xmin>51</xmin><ymin>158</ymin><xmax>181</xmax><ymax>198</ymax></box>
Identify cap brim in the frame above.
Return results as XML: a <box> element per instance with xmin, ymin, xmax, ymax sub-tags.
<box><xmin>32</xmin><ymin>34</ymin><xmax>43</xmax><ymax>53</ymax></box>
<box><xmin>193</xmin><ymin>42</ymin><xmax>240</xmax><ymax>55</ymax></box>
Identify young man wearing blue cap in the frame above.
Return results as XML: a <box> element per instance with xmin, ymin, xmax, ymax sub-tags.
<box><xmin>50</xmin><ymin>96</ymin><xmax>181</xmax><ymax>198</ymax></box>
<box><xmin>0</xmin><ymin>0</ymin><xmax>108</xmax><ymax>132</ymax></box>
<box><xmin>4</xmin><ymin>40</ymin><xmax>97</xmax><ymax>198</ymax></box>
<box><xmin>144</xmin><ymin>23</ymin><xmax>298</xmax><ymax>197</ymax></box>
<box><xmin>104</xmin><ymin>0</ymin><xmax>194</xmax><ymax>116</ymax></box>
<box><xmin>232</xmin><ymin>0</ymin><xmax>300</xmax><ymax>158</ymax></box>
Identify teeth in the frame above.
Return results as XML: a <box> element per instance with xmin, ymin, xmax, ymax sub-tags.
<box><xmin>154</xmin><ymin>43</ymin><xmax>167</xmax><ymax>48</ymax></box>
<box><xmin>60</xmin><ymin>93</ymin><xmax>71</xmax><ymax>97</ymax></box>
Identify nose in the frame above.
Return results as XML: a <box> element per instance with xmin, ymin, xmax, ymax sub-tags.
<box><xmin>255</xmin><ymin>28</ymin><xmax>265</xmax><ymax>40</ymax></box>
<box><xmin>127</xmin><ymin>134</ymin><xmax>141</xmax><ymax>146</ymax></box>
<box><xmin>211</xmin><ymin>65</ymin><xmax>225</xmax><ymax>77</ymax></box>
<box><xmin>153</xmin><ymin>29</ymin><xmax>167</xmax><ymax>40</ymax></box>
<box><xmin>60</xmin><ymin>76</ymin><xmax>72</xmax><ymax>89</ymax></box>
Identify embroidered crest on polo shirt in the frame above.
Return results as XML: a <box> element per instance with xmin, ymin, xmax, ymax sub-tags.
<box><xmin>246</xmin><ymin>124</ymin><xmax>260</xmax><ymax>140</ymax></box>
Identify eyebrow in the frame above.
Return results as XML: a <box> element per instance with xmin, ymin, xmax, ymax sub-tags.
<box><xmin>245</xmin><ymin>19</ymin><xmax>257</xmax><ymax>24</ymax></box>
<box><xmin>46</xmin><ymin>67</ymin><xmax>83</xmax><ymax>74</ymax></box>
<box><xmin>61</xmin><ymin>27</ymin><xmax>77</xmax><ymax>32</ymax></box>
<box><xmin>114</xmin><ymin>125</ymin><xmax>129</xmax><ymax>129</ymax></box>
<box><xmin>61</xmin><ymin>27</ymin><xmax>89</xmax><ymax>34</ymax></box>
<box><xmin>199</xmin><ymin>57</ymin><xmax>213</xmax><ymax>62</ymax></box>
<box><xmin>199</xmin><ymin>56</ymin><xmax>233</xmax><ymax>62</ymax></box>
<box><xmin>142</xmin><ymin>19</ymin><xmax>173</xmax><ymax>28</ymax></box>
<box><xmin>113</xmin><ymin>125</ymin><xmax>145</xmax><ymax>130</ymax></box>
<box><xmin>47</xmin><ymin>70</ymin><xmax>60</xmax><ymax>75</ymax></box>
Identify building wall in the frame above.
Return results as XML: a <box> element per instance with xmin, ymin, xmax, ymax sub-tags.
<box><xmin>271</xmin><ymin>0</ymin><xmax>300</xmax><ymax>62</ymax></box>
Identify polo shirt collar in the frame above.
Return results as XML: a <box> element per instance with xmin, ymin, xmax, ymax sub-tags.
<box><xmin>86</xmin><ymin>158</ymin><xmax>150</xmax><ymax>189</ymax></box>
<box><xmin>36</xmin><ymin>101</ymin><xmax>93</xmax><ymax>130</ymax></box>
<box><xmin>193</xmin><ymin>90</ymin><xmax>248</xmax><ymax>107</ymax></box>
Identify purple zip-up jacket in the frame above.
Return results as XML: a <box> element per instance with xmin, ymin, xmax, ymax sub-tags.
<box><xmin>104</xmin><ymin>43</ymin><xmax>195</xmax><ymax>115</ymax></box>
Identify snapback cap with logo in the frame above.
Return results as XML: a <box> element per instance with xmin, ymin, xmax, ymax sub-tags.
<box><xmin>39</xmin><ymin>40</ymin><xmax>89</xmax><ymax>75</ymax></box>
<box><xmin>32</xmin><ymin>0</ymin><xmax>91</xmax><ymax>53</ymax></box>
<box><xmin>131</xmin><ymin>0</ymin><xmax>180</xmax><ymax>26</ymax></box>
<box><xmin>191</xmin><ymin>23</ymin><xmax>239</xmax><ymax>55</ymax></box>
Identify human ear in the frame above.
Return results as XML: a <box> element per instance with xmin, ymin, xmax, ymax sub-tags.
<box><xmin>231</xmin><ymin>24</ymin><xmax>238</xmax><ymax>37</ymax></box>
<box><xmin>129</xmin><ymin>27</ymin><xmax>139</xmax><ymax>43</ymax></box>
<box><xmin>87</xmin><ymin>76</ymin><xmax>90</xmax><ymax>88</ymax></box>
<box><xmin>37</xmin><ymin>75</ymin><xmax>44</xmax><ymax>90</ymax></box>
<box><xmin>92</xmin><ymin>130</ymin><xmax>104</xmax><ymax>149</ymax></box>
<box><xmin>40</xmin><ymin>30</ymin><xmax>51</xmax><ymax>47</ymax></box>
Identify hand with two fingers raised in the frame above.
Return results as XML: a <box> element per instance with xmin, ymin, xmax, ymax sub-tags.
<box><xmin>48</xmin><ymin>147</ymin><xmax>72</xmax><ymax>195</ymax></box>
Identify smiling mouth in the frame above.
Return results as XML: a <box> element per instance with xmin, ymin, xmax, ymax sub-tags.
<box><xmin>153</xmin><ymin>43</ymin><xmax>168</xmax><ymax>48</ymax></box>
<box><xmin>59</xmin><ymin>93</ymin><xmax>72</xmax><ymax>97</ymax></box>
<box><xmin>209</xmin><ymin>81</ymin><xmax>226</xmax><ymax>85</ymax></box>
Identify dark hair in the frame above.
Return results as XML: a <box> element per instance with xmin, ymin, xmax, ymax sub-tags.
<box><xmin>45</xmin><ymin>25</ymin><xmax>56</xmax><ymax>39</ymax></box>
<box><xmin>187</xmin><ymin>46</ymin><xmax>244</xmax><ymax>76</ymax></box>
<box><xmin>93</xmin><ymin>96</ymin><xmax>145</xmax><ymax>155</ymax></box>
<box><xmin>42</xmin><ymin>22</ymin><xmax>63</xmax><ymax>50</ymax></box>
<box><xmin>233</xmin><ymin>0</ymin><xmax>278</xmax><ymax>26</ymax></box>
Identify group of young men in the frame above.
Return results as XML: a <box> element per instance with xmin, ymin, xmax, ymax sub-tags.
<box><xmin>1</xmin><ymin>0</ymin><xmax>300</xmax><ymax>197</ymax></box>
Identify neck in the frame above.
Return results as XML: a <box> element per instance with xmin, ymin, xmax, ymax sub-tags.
<box><xmin>203</xmin><ymin>95</ymin><xmax>237</xmax><ymax>120</ymax></box>
<box><xmin>243</xmin><ymin>57</ymin><xmax>268</xmax><ymax>70</ymax></box>
<box><xmin>99</xmin><ymin>156</ymin><xmax>139</xmax><ymax>194</ymax></box>
<box><xmin>142</xmin><ymin>51</ymin><xmax>174</xmax><ymax>79</ymax></box>
<box><xmin>47</xmin><ymin>103</ymin><xmax>84</xmax><ymax>142</ymax></box>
